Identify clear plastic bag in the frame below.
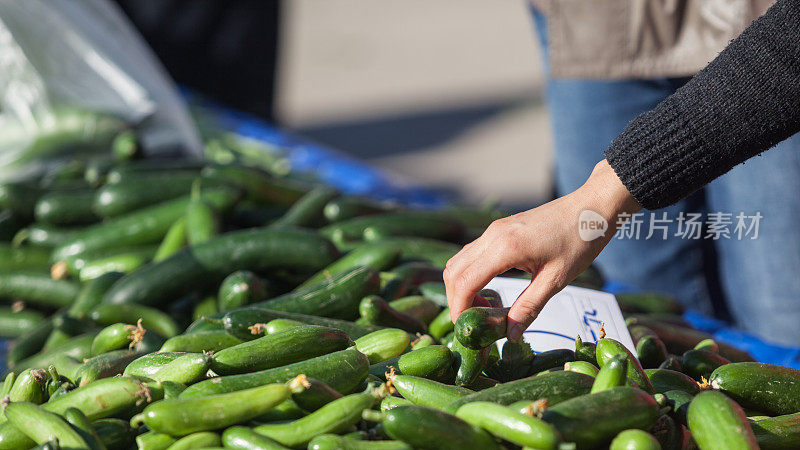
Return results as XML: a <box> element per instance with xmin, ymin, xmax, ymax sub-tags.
<box><xmin>0</xmin><ymin>0</ymin><xmax>201</xmax><ymax>181</ymax></box>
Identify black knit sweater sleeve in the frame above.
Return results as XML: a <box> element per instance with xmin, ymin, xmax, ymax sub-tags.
<box><xmin>605</xmin><ymin>0</ymin><xmax>800</xmax><ymax>210</ymax></box>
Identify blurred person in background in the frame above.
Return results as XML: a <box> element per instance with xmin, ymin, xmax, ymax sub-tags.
<box><xmin>446</xmin><ymin>0</ymin><xmax>800</xmax><ymax>346</ymax></box>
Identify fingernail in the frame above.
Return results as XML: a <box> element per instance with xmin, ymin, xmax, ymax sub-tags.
<box><xmin>508</xmin><ymin>324</ymin><xmax>525</xmax><ymax>342</ymax></box>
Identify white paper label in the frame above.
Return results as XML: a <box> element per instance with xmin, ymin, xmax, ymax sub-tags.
<box><xmin>485</xmin><ymin>277</ymin><xmax>635</xmax><ymax>354</ymax></box>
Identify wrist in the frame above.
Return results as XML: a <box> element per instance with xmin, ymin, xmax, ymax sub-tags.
<box><xmin>582</xmin><ymin>159</ymin><xmax>641</xmax><ymax>225</ymax></box>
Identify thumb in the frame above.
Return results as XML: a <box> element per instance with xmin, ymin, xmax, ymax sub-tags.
<box><xmin>506</xmin><ymin>276</ymin><xmax>561</xmax><ymax>342</ymax></box>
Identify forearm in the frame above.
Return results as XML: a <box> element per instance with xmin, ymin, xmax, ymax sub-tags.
<box><xmin>605</xmin><ymin>0</ymin><xmax>800</xmax><ymax>210</ymax></box>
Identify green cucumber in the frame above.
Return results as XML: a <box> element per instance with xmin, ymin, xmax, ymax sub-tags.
<box><xmin>379</xmin><ymin>261</ymin><xmax>443</xmax><ymax>300</ymax></box>
<box><xmin>428</xmin><ymin>308</ymin><xmax>454</xmax><ymax>339</ymax></box>
<box><xmin>682</xmin><ymin>349</ymin><xmax>730</xmax><ymax>380</ymax></box>
<box><xmin>411</xmin><ymin>334</ymin><xmax>434</xmax><ymax>350</ymax></box>
<box><xmin>0</xmin><ymin>245</ymin><xmax>50</xmax><ymax>272</ymax></box>
<box><xmin>222</xmin><ymin>307</ymin><xmax>383</xmax><ymax>340</ymax></box>
<box><xmin>309</xmin><ymin>433</ymin><xmax>411</xmax><ymax>450</ymax></box>
<box><xmin>123</xmin><ymin>352</ymin><xmax>188</xmax><ymax>378</ymax></box>
<box><xmin>389</xmin><ymin>295</ymin><xmax>440</xmax><ymax>325</ymax></box>
<box><xmin>358</xmin><ymin>295</ymin><xmax>426</xmax><ymax>333</ymax></box>
<box><xmin>193</xmin><ymin>295</ymin><xmax>219</xmax><ymax>320</ymax></box>
<box><xmin>750</xmin><ymin>412</ymin><xmax>800</xmax><ymax>450</ymax></box>
<box><xmin>381</xmin><ymin>396</ymin><xmax>413</xmax><ymax>411</ymax></box>
<box><xmin>151</xmin><ymin>352</ymin><xmax>212</xmax><ymax>384</ymax></box>
<box><xmin>136</xmin><ymin>431</ymin><xmax>177</xmax><ymax>450</ymax></box>
<box><xmin>0</xmin><ymin>272</ymin><xmax>79</xmax><ymax>309</ymax></box>
<box><xmin>103</xmin><ymin>227</ymin><xmax>338</xmax><ymax>306</ymax></box>
<box><xmin>89</xmin><ymin>303</ymin><xmax>179</xmax><ymax>337</ymax></box>
<box><xmin>7</xmin><ymin>369</ymin><xmax>48</xmax><ymax>406</ymax></box>
<box><xmin>396</xmin><ymin>345</ymin><xmax>454</xmax><ymax>383</ymax></box>
<box><xmin>383</xmin><ymin>405</ymin><xmax>502</xmax><ymax>450</ymax></box>
<box><xmin>58</xmin><ymin>246</ymin><xmax>155</xmax><ymax>278</ymax></box>
<box><xmin>695</xmin><ymin>338</ymin><xmax>720</xmax><ymax>353</ymax></box>
<box><xmin>663</xmin><ymin>389</ymin><xmax>693</xmax><ymax>426</ymax></box>
<box><xmin>354</xmin><ymin>328</ymin><xmax>411</xmax><ymax>364</ymax></box>
<box><xmin>564</xmin><ymin>361</ymin><xmax>599</xmax><ymax>377</ymax></box>
<box><xmin>153</xmin><ymin>218</ymin><xmax>186</xmax><ymax>262</ymax></box>
<box><xmin>53</xmin><ymin>187</ymin><xmax>239</xmax><ymax>261</ymax></box>
<box><xmin>63</xmin><ymin>407</ymin><xmax>106</xmax><ymax>450</ymax></box>
<box><xmin>78</xmin><ymin>251</ymin><xmax>150</xmax><ymax>281</ymax></box>
<box><xmin>254</xmin><ymin>388</ymin><xmax>382</xmax><ymax>448</ymax></box>
<box><xmin>298</xmin><ymin>242</ymin><xmax>400</xmax><ymax>290</ymax></box>
<box><xmin>271</xmin><ymin>186</ymin><xmax>337</xmax><ymax>228</ymax></box>
<box><xmin>181</xmin><ymin>348</ymin><xmax>369</xmax><ymax>398</ymax></box>
<box><xmin>419</xmin><ymin>281</ymin><xmax>448</xmax><ymax>307</ymax></box>
<box><xmin>91</xmin><ymin>323</ymin><xmax>136</xmax><ymax>356</ymax></box>
<box><xmin>218</xmin><ymin>270</ymin><xmax>270</xmax><ymax>312</ymax></box>
<box><xmin>575</xmin><ymin>336</ymin><xmax>598</xmax><ymax>366</ymax></box>
<box><xmin>494</xmin><ymin>339</ymin><xmax>536</xmax><ymax>381</ymax></box>
<box><xmin>645</xmin><ymin>369</ymin><xmax>700</xmax><ymax>394</ymax></box>
<box><xmin>0</xmin><ymin>307</ymin><xmax>45</xmax><ymax>338</ymax></box>
<box><xmin>709</xmin><ymin>363</ymin><xmax>800</xmax><ymax>416</ymax></box>
<box><xmin>292</xmin><ymin>376</ymin><xmax>343</xmax><ymax>412</ymax></box>
<box><xmin>455</xmin><ymin>401</ymin><xmax>561</xmax><ymax>449</ymax></box>
<box><xmin>7</xmin><ymin>320</ymin><xmax>53</xmax><ymax>368</ymax></box>
<box><xmin>450</xmin><ymin>337</ymin><xmax>488</xmax><ymax>386</ymax></box>
<box><xmin>629</xmin><ymin>317</ymin><xmax>755</xmax><ymax>363</ymax></box>
<box><xmin>141</xmin><ymin>382</ymin><xmax>292</xmax><ymax>436</ymax></box>
<box><xmin>445</xmin><ymin>370</ymin><xmax>594</xmax><ymax>414</ymax></box>
<box><xmin>541</xmin><ymin>386</ymin><xmax>661</xmax><ymax>449</ymax></box>
<box><xmin>659</xmin><ymin>355</ymin><xmax>683</xmax><ymax>372</ymax></box>
<box><xmin>222</xmin><ymin>426</ymin><xmax>290</xmax><ymax>450</ymax></box>
<box><xmin>526</xmin><ymin>349</ymin><xmax>576</xmax><ymax>376</ymax></box>
<box><xmin>160</xmin><ymin>330</ymin><xmax>243</xmax><ymax>353</ymax></box>
<box><xmin>322</xmin><ymin>195</ymin><xmax>395</xmax><ymax>223</ymax></box>
<box><xmin>93</xmin><ymin>418</ymin><xmax>135</xmax><ymax>449</ymax></box>
<box><xmin>211</xmin><ymin>325</ymin><xmax>353</xmax><ymax>375</ymax></box>
<box><xmin>454</xmin><ymin>307</ymin><xmax>508</xmax><ymax>350</ymax></box>
<box><xmin>610</xmin><ymin>429</ymin><xmax>661</xmax><ymax>450</ymax></box>
<box><xmin>389</xmin><ymin>374</ymin><xmax>472</xmax><ymax>410</ymax></box>
<box><xmin>591</xmin><ymin>353</ymin><xmax>628</xmax><ymax>393</ymax></box>
<box><xmin>200</xmin><ymin>164</ymin><xmax>308</xmax><ymax>206</ymax></box>
<box><xmin>93</xmin><ymin>173</ymin><xmax>200</xmax><ymax>217</ymax></box>
<box><xmin>68</xmin><ymin>272</ymin><xmax>124</xmax><ymax>319</ymax></box>
<box><xmin>265</xmin><ymin>318</ymin><xmax>304</xmax><ymax>334</ymax></box>
<box><xmin>373</xmin><ymin>237</ymin><xmax>459</xmax><ymax>270</ymax></box>
<box><xmin>165</xmin><ymin>431</ymin><xmax>221</xmax><ymax>450</ymax></box>
<box><xmin>14</xmin><ymin>333</ymin><xmax>93</xmax><ymax>371</ymax></box>
<box><xmin>616</xmin><ymin>292</ymin><xmax>685</xmax><ymax>315</ymax></box>
<box><xmin>75</xmin><ymin>350</ymin><xmax>142</xmax><ymax>386</ymax></box>
<box><xmin>687</xmin><ymin>390</ymin><xmax>758</xmax><ymax>450</ymax></box>
<box><xmin>4</xmin><ymin>402</ymin><xmax>89</xmax><ymax>449</ymax></box>
<box><xmin>636</xmin><ymin>335</ymin><xmax>669</xmax><ymax>368</ymax></box>
<box><xmin>185</xmin><ymin>182</ymin><xmax>220</xmax><ymax>245</ymax></box>
<box><xmin>34</xmin><ymin>190</ymin><xmax>98</xmax><ymax>225</ymax></box>
<box><xmin>596</xmin><ymin>338</ymin><xmax>655</xmax><ymax>394</ymax></box>
<box><xmin>258</xmin><ymin>267</ymin><xmax>379</xmax><ymax>320</ymax></box>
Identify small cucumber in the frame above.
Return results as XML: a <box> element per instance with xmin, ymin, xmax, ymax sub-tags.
<box><xmin>445</xmin><ymin>370</ymin><xmax>594</xmax><ymax>414</ymax></box>
<box><xmin>381</xmin><ymin>396</ymin><xmax>413</xmax><ymax>411</ymax></box>
<box><xmin>68</xmin><ymin>272</ymin><xmax>125</xmax><ymax>319</ymax></box>
<box><xmin>682</xmin><ymin>349</ymin><xmax>730</xmax><ymax>380</ymax></box>
<box><xmin>383</xmin><ymin>405</ymin><xmax>502</xmax><ymax>450</ymax></box>
<box><xmin>7</xmin><ymin>369</ymin><xmax>49</xmax><ymax>406</ymax></box>
<box><xmin>63</xmin><ymin>407</ymin><xmax>106</xmax><ymax>450</ymax></box>
<box><xmin>153</xmin><ymin>217</ymin><xmax>186</xmax><ymax>263</ymax></box>
<box><xmin>450</xmin><ymin>335</ymin><xmax>489</xmax><ymax>386</ymax></box>
<box><xmin>270</xmin><ymin>186</ymin><xmax>338</xmax><ymax>229</ymax></box>
<box><xmin>411</xmin><ymin>334</ymin><xmax>435</xmax><ymax>350</ymax></box>
<box><xmin>141</xmin><ymin>382</ymin><xmax>292</xmax><ymax>436</ymax></box>
<box><xmin>151</xmin><ymin>352</ymin><xmax>212</xmax><ymax>385</ymax></box>
<box><xmin>354</xmin><ymin>328</ymin><xmax>411</xmax><ymax>364</ymax></box>
<box><xmin>591</xmin><ymin>353</ymin><xmax>628</xmax><ymax>393</ymax></box>
<box><xmin>217</xmin><ymin>270</ymin><xmax>270</xmax><ymax>312</ymax></box>
<box><xmin>78</xmin><ymin>251</ymin><xmax>150</xmax><ymax>281</ymax></box>
<box><xmin>253</xmin><ymin>388</ymin><xmax>383</xmax><ymax>448</ymax></box>
<box><xmin>664</xmin><ymin>389</ymin><xmax>693</xmax><ymax>426</ymax></box>
<box><xmin>358</xmin><ymin>295</ymin><xmax>426</xmax><ymax>333</ymax></box>
<box><xmin>659</xmin><ymin>355</ymin><xmax>683</xmax><ymax>372</ymax></box>
<box><xmin>181</xmin><ymin>348</ymin><xmax>369</xmax><ymax>398</ymax></box>
<box><xmin>298</xmin><ymin>241</ymin><xmax>400</xmax><ymax>290</ymax></box>
<box><xmin>309</xmin><ymin>433</ymin><xmax>411</xmax><ymax>450</ymax></box>
<box><xmin>265</xmin><ymin>318</ymin><xmax>305</xmax><ymax>334</ymax></box>
<box><xmin>185</xmin><ymin>182</ymin><xmax>220</xmax><ymax>245</ymax></box>
<box><xmin>323</xmin><ymin>195</ymin><xmax>395</xmax><ymax>222</ymax></box>
<box><xmin>616</xmin><ymin>292</ymin><xmax>685</xmax><ymax>315</ymax></box>
<box><xmin>291</xmin><ymin>376</ymin><xmax>343</xmax><ymax>412</ymax></box>
<box><xmin>454</xmin><ymin>307</ymin><xmax>508</xmax><ymax>350</ymax></box>
<box><xmin>389</xmin><ymin>374</ymin><xmax>473</xmax><ymax>410</ymax></box>
<box><xmin>159</xmin><ymin>330</ymin><xmax>243</xmax><ymax>353</ymax></box>
<box><xmin>4</xmin><ymin>402</ymin><xmax>88</xmax><ymax>449</ymax></box>
<box><xmin>419</xmin><ymin>281</ymin><xmax>448</xmax><ymax>307</ymax></box>
<box><xmin>610</xmin><ymin>429</ymin><xmax>661</xmax><ymax>450</ymax></box>
<box><xmin>750</xmin><ymin>412</ymin><xmax>800</xmax><ymax>450</ymax></box>
<box><xmin>222</xmin><ymin>307</ymin><xmax>382</xmax><ymax>340</ymax></box>
<box><xmin>526</xmin><ymin>349</ymin><xmax>576</xmax><ymax>376</ymax></box>
<box><xmin>687</xmin><ymin>390</ymin><xmax>758</xmax><ymax>450</ymax></box>
<box><xmin>455</xmin><ymin>401</ymin><xmax>561</xmax><ymax>449</ymax></box>
<box><xmin>636</xmin><ymin>335</ymin><xmax>669</xmax><ymax>368</ymax></box>
<box><xmin>428</xmin><ymin>308</ymin><xmax>454</xmax><ymax>340</ymax></box>
<box><xmin>389</xmin><ymin>295</ymin><xmax>441</xmax><ymax>325</ymax></box>
<box><xmin>396</xmin><ymin>345</ymin><xmax>454</xmax><ymax>383</ymax></box>
<box><xmin>91</xmin><ymin>323</ymin><xmax>136</xmax><ymax>356</ymax></box>
<box><xmin>709</xmin><ymin>362</ymin><xmax>800</xmax><ymax>416</ymax></box>
<box><xmin>14</xmin><ymin>333</ymin><xmax>94</xmax><ymax>372</ymax></box>
<box><xmin>575</xmin><ymin>336</ymin><xmax>598</xmax><ymax>366</ymax></box>
<box><xmin>211</xmin><ymin>325</ymin><xmax>353</xmax><ymax>375</ymax></box>
<box><xmin>124</xmin><ymin>352</ymin><xmax>188</xmax><ymax>378</ymax></box>
<box><xmin>695</xmin><ymin>338</ymin><xmax>720</xmax><ymax>353</ymax></box>
<box><xmin>564</xmin><ymin>361</ymin><xmax>599</xmax><ymax>377</ymax></box>
<box><xmin>0</xmin><ymin>272</ymin><xmax>79</xmax><ymax>309</ymax></box>
<box><xmin>0</xmin><ymin>307</ymin><xmax>45</xmax><ymax>339</ymax></box>
<box><xmin>136</xmin><ymin>430</ymin><xmax>176</xmax><ymax>450</ymax></box>
<box><xmin>89</xmin><ymin>303</ymin><xmax>180</xmax><ymax>338</ymax></box>
<box><xmin>596</xmin><ymin>338</ymin><xmax>655</xmax><ymax>394</ymax></box>
<box><xmin>34</xmin><ymin>190</ymin><xmax>98</xmax><ymax>226</ymax></box>
<box><xmin>221</xmin><ymin>426</ymin><xmax>290</xmax><ymax>449</ymax></box>
<box><xmin>93</xmin><ymin>418</ymin><xmax>135</xmax><ymax>449</ymax></box>
<box><xmin>165</xmin><ymin>431</ymin><xmax>221</xmax><ymax>450</ymax></box>
<box><xmin>541</xmin><ymin>386</ymin><xmax>661</xmax><ymax>449</ymax></box>
<box><xmin>645</xmin><ymin>368</ymin><xmax>700</xmax><ymax>395</ymax></box>
<box><xmin>75</xmin><ymin>350</ymin><xmax>142</xmax><ymax>386</ymax></box>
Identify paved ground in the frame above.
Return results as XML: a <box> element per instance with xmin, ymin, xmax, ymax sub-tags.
<box><xmin>276</xmin><ymin>0</ymin><xmax>553</xmax><ymax>210</ymax></box>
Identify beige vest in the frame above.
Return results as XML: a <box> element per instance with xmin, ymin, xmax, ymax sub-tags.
<box><xmin>532</xmin><ymin>0</ymin><xmax>774</xmax><ymax>79</ymax></box>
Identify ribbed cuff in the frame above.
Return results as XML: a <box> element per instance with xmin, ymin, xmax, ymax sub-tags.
<box><xmin>604</xmin><ymin>96</ymin><xmax>706</xmax><ymax>210</ymax></box>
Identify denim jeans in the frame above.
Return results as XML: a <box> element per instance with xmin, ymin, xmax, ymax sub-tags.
<box><xmin>531</xmin><ymin>9</ymin><xmax>800</xmax><ymax>345</ymax></box>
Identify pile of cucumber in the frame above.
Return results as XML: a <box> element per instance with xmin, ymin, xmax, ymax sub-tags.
<box><xmin>0</xmin><ymin>149</ymin><xmax>795</xmax><ymax>450</ymax></box>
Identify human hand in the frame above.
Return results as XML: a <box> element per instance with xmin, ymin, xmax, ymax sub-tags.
<box><xmin>444</xmin><ymin>159</ymin><xmax>641</xmax><ymax>341</ymax></box>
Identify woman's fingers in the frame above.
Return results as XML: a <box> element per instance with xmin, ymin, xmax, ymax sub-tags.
<box><xmin>506</xmin><ymin>270</ymin><xmax>564</xmax><ymax>342</ymax></box>
<box><xmin>446</xmin><ymin>244</ymin><xmax>513</xmax><ymax>322</ymax></box>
